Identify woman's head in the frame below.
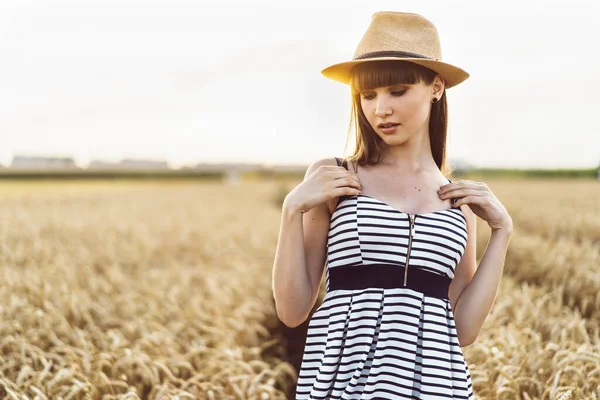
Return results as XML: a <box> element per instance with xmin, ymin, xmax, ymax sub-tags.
<box><xmin>345</xmin><ymin>60</ymin><xmax>450</xmax><ymax>175</ymax></box>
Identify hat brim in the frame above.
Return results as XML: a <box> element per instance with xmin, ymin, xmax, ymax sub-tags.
<box><xmin>321</xmin><ymin>58</ymin><xmax>469</xmax><ymax>89</ymax></box>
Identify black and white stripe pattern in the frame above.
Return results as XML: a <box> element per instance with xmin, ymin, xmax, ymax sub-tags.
<box><xmin>296</xmin><ymin>195</ymin><xmax>474</xmax><ymax>399</ymax></box>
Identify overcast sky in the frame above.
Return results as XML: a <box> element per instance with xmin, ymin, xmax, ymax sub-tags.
<box><xmin>1</xmin><ymin>0</ymin><xmax>599</xmax><ymax>169</ymax></box>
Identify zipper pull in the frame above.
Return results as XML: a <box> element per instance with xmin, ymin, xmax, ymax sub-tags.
<box><xmin>410</xmin><ymin>215</ymin><xmax>416</xmax><ymax>237</ymax></box>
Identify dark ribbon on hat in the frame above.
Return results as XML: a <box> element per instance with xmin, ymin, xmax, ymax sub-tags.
<box><xmin>354</xmin><ymin>50</ymin><xmax>439</xmax><ymax>61</ymax></box>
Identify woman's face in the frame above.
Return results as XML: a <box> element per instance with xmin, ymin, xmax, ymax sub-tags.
<box><xmin>358</xmin><ymin>76</ymin><xmax>443</xmax><ymax>144</ymax></box>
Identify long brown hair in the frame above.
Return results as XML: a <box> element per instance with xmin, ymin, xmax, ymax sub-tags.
<box><xmin>343</xmin><ymin>60</ymin><xmax>452</xmax><ymax>177</ymax></box>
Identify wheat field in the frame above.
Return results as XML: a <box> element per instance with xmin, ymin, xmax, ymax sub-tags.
<box><xmin>0</xmin><ymin>177</ymin><xmax>598</xmax><ymax>399</ymax></box>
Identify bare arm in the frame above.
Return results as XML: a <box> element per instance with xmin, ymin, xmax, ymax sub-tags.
<box><xmin>453</xmin><ymin>226</ymin><xmax>512</xmax><ymax>346</ymax></box>
<box><xmin>441</xmin><ymin>179</ymin><xmax>513</xmax><ymax>346</ymax></box>
<box><xmin>272</xmin><ymin>157</ymin><xmax>359</xmax><ymax>327</ymax></box>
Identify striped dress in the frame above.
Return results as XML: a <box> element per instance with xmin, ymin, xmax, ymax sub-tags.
<box><xmin>295</xmin><ymin>159</ymin><xmax>474</xmax><ymax>399</ymax></box>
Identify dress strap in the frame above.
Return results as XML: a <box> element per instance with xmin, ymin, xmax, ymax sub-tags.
<box><xmin>334</xmin><ymin>157</ymin><xmax>351</xmax><ymax>210</ymax></box>
<box><xmin>447</xmin><ymin>178</ymin><xmax>458</xmax><ymax>206</ymax></box>
<box><xmin>335</xmin><ymin>157</ymin><xmax>348</xmax><ymax>170</ymax></box>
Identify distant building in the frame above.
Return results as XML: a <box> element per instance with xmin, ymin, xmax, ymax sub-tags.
<box><xmin>10</xmin><ymin>155</ymin><xmax>78</xmax><ymax>169</ymax></box>
<box><xmin>88</xmin><ymin>160</ymin><xmax>122</xmax><ymax>170</ymax></box>
<box><xmin>119</xmin><ymin>158</ymin><xmax>170</xmax><ymax>170</ymax></box>
<box><xmin>87</xmin><ymin>158</ymin><xmax>171</xmax><ymax>170</ymax></box>
<box><xmin>193</xmin><ymin>162</ymin><xmax>263</xmax><ymax>173</ymax></box>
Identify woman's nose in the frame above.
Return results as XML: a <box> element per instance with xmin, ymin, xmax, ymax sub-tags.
<box><xmin>375</xmin><ymin>99</ymin><xmax>392</xmax><ymax>117</ymax></box>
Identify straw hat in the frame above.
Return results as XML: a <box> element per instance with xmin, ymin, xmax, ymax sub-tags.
<box><xmin>321</xmin><ymin>11</ymin><xmax>469</xmax><ymax>88</ymax></box>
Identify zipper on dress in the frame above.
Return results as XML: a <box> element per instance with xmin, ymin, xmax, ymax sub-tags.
<box><xmin>403</xmin><ymin>214</ymin><xmax>417</xmax><ymax>286</ymax></box>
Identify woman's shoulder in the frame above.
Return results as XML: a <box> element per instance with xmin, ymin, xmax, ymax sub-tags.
<box><xmin>304</xmin><ymin>157</ymin><xmax>344</xmax><ymax>178</ymax></box>
<box><xmin>303</xmin><ymin>157</ymin><xmax>348</xmax><ymax>217</ymax></box>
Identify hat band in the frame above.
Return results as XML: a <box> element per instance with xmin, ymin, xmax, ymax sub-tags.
<box><xmin>354</xmin><ymin>50</ymin><xmax>438</xmax><ymax>61</ymax></box>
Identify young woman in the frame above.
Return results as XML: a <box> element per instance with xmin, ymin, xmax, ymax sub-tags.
<box><xmin>272</xmin><ymin>11</ymin><xmax>512</xmax><ymax>399</ymax></box>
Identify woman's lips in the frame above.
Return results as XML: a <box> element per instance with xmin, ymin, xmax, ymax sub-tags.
<box><xmin>378</xmin><ymin>123</ymin><xmax>400</xmax><ymax>128</ymax></box>
<box><xmin>379</xmin><ymin>123</ymin><xmax>400</xmax><ymax>134</ymax></box>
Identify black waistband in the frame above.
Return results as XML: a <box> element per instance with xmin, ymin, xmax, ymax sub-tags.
<box><xmin>328</xmin><ymin>263</ymin><xmax>451</xmax><ymax>300</ymax></box>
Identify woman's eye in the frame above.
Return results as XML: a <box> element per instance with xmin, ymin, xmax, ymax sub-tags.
<box><xmin>361</xmin><ymin>90</ymin><xmax>405</xmax><ymax>100</ymax></box>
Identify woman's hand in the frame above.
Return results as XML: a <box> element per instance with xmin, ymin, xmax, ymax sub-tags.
<box><xmin>438</xmin><ymin>180</ymin><xmax>513</xmax><ymax>232</ymax></box>
<box><xmin>284</xmin><ymin>165</ymin><xmax>363</xmax><ymax>214</ymax></box>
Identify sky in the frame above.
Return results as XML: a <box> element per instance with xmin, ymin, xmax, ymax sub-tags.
<box><xmin>1</xmin><ymin>0</ymin><xmax>599</xmax><ymax>169</ymax></box>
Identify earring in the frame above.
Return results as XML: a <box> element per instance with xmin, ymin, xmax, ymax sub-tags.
<box><xmin>432</xmin><ymin>97</ymin><xmax>439</xmax><ymax>104</ymax></box>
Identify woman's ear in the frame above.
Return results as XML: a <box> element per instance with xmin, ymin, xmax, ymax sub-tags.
<box><xmin>432</xmin><ymin>75</ymin><xmax>446</xmax><ymax>98</ymax></box>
